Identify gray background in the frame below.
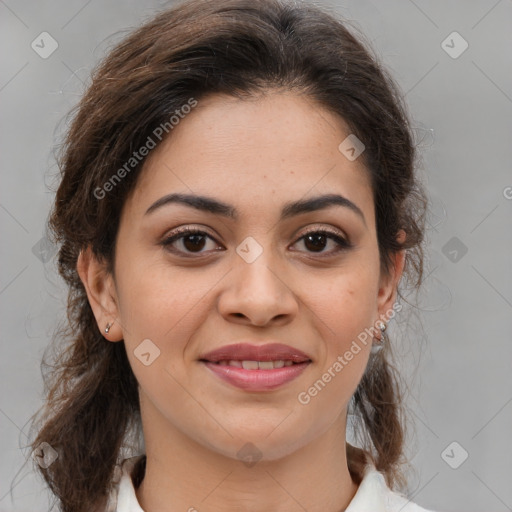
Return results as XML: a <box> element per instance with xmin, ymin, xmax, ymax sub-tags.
<box><xmin>1</xmin><ymin>0</ymin><xmax>511</xmax><ymax>511</ymax></box>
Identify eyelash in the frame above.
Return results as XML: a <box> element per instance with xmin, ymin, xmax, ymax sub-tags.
<box><xmin>160</xmin><ymin>226</ymin><xmax>353</xmax><ymax>258</ymax></box>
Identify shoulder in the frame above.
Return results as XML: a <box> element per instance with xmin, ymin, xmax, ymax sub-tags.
<box><xmin>385</xmin><ymin>484</ymin><xmax>436</xmax><ymax>512</ymax></box>
<box><xmin>105</xmin><ymin>455</ymin><xmax>145</xmax><ymax>512</ymax></box>
<box><xmin>346</xmin><ymin>463</ymin><xmax>437</xmax><ymax>512</ymax></box>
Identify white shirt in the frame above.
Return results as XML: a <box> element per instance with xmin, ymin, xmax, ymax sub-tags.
<box><xmin>107</xmin><ymin>455</ymin><xmax>436</xmax><ymax>512</ymax></box>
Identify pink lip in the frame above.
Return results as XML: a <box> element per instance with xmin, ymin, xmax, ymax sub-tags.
<box><xmin>199</xmin><ymin>343</ymin><xmax>312</xmax><ymax>363</ymax></box>
<box><xmin>202</xmin><ymin>361</ymin><xmax>311</xmax><ymax>391</ymax></box>
<box><xmin>198</xmin><ymin>342</ymin><xmax>312</xmax><ymax>391</ymax></box>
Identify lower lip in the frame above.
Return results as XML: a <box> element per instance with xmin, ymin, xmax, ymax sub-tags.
<box><xmin>202</xmin><ymin>361</ymin><xmax>310</xmax><ymax>391</ymax></box>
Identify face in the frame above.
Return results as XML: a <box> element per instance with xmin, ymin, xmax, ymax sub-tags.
<box><xmin>79</xmin><ymin>91</ymin><xmax>404</xmax><ymax>462</ymax></box>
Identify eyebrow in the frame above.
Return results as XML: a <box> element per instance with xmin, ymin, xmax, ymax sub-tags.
<box><xmin>145</xmin><ymin>192</ymin><xmax>366</xmax><ymax>226</ymax></box>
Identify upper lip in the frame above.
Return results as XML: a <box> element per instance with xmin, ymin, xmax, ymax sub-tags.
<box><xmin>199</xmin><ymin>343</ymin><xmax>312</xmax><ymax>363</ymax></box>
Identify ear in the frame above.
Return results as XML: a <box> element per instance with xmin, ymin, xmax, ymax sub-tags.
<box><xmin>376</xmin><ymin>229</ymin><xmax>407</xmax><ymax>321</ymax></box>
<box><xmin>76</xmin><ymin>246</ymin><xmax>123</xmax><ymax>342</ymax></box>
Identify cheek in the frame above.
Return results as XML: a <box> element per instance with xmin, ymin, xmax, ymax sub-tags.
<box><xmin>308</xmin><ymin>267</ymin><xmax>378</xmax><ymax>345</ymax></box>
<box><xmin>294</xmin><ymin>310</ymin><xmax>373</xmax><ymax>438</ymax></box>
<box><xmin>116</xmin><ymin>256</ymin><xmax>203</xmax><ymax>335</ymax></box>
<box><xmin>116</xmin><ymin>260</ymin><xmax>210</xmax><ymax>422</ymax></box>
<box><xmin>298</xmin><ymin>269</ymin><xmax>377</xmax><ymax>403</ymax></box>
<box><xmin>115</xmin><ymin>257</ymin><xmax>223</xmax><ymax>383</ymax></box>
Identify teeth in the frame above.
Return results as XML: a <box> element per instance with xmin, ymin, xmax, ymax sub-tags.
<box><xmin>215</xmin><ymin>360</ymin><xmax>295</xmax><ymax>369</ymax></box>
<box><xmin>242</xmin><ymin>360</ymin><xmax>259</xmax><ymax>370</ymax></box>
<box><xmin>257</xmin><ymin>361</ymin><xmax>275</xmax><ymax>370</ymax></box>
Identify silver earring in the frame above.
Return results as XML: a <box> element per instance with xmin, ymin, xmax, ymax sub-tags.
<box><xmin>371</xmin><ymin>320</ymin><xmax>387</xmax><ymax>354</ymax></box>
<box><xmin>105</xmin><ymin>322</ymin><xmax>113</xmax><ymax>334</ymax></box>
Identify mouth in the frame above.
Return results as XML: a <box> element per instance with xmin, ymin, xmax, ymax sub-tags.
<box><xmin>200</xmin><ymin>360</ymin><xmax>311</xmax><ymax>391</ymax></box>
<box><xmin>199</xmin><ymin>359</ymin><xmax>308</xmax><ymax>369</ymax></box>
<box><xmin>198</xmin><ymin>342</ymin><xmax>312</xmax><ymax>391</ymax></box>
<box><xmin>198</xmin><ymin>342</ymin><xmax>312</xmax><ymax>365</ymax></box>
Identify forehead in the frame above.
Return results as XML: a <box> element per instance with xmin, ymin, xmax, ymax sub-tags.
<box><xmin>124</xmin><ymin>92</ymin><xmax>374</xmax><ymax>227</ymax></box>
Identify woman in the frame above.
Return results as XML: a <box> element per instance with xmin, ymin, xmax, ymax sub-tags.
<box><xmin>30</xmin><ymin>0</ymin><xmax>435</xmax><ymax>510</ymax></box>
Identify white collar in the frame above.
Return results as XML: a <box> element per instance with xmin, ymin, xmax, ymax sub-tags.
<box><xmin>109</xmin><ymin>455</ymin><xmax>435</xmax><ymax>512</ymax></box>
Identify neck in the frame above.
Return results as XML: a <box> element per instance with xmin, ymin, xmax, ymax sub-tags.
<box><xmin>135</xmin><ymin>398</ymin><xmax>359</xmax><ymax>512</ymax></box>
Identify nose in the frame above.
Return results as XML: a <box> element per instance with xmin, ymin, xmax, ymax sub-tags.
<box><xmin>217</xmin><ymin>254</ymin><xmax>298</xmax><ymax>327</ymax></box>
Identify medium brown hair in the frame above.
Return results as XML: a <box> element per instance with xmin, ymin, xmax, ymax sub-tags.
<box><xmin>29</xmin><ymin>0</ymin><xmax>427</xmax><ymax>510</ymax></box>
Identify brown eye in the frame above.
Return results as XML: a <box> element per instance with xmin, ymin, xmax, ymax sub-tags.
<box><xmin>292</xmin><ymin>229</ymin><xmax>352</xmax><ymax>256</ymax></box>
<box><xmin>160</xmin><ymin>226</ymin><xmax>352</xmax><ymax>258</ymax></box>
<box><xmin>161</xmin><ymin>228</ymin><xmax>222</xmax><ymax>256</ymax></box>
